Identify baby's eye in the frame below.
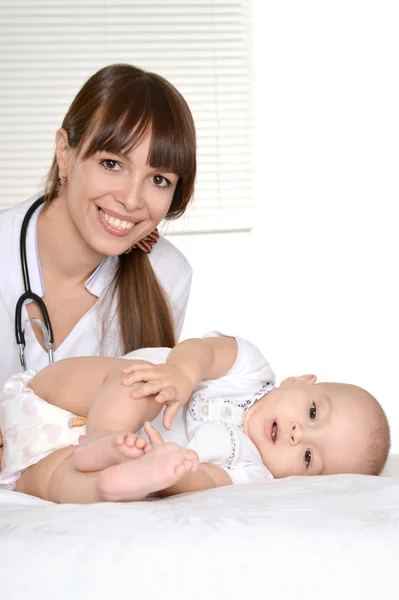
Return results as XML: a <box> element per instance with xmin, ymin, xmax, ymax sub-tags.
<box><xmin>151</xmin><ymin>174</ymin><xmax>172</xmax><ymax>188</ymax></box>
<box><xmin>101</xmin><ymin>159</ymin><xmax>121</xmax><ymax>171</ymax></box>
<box><xmin>309</xmin><ymin>402</ymin><xmax>317</xmax><ymax>421</ymax></box>
<box><xmin>304</xmin><ymin>448</ymin><xmax>312</xmax><ymax>468</ymax></box>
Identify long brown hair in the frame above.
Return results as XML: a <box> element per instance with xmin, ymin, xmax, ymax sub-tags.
<box><xmin>45</xmin><ymin>64</ymin><xmax>196</xmax><ymax>351</ymax></box>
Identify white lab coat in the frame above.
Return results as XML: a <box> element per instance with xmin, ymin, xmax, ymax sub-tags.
<box><xmin>0</xmin><ymin>195</ymin><xmax>192</xmax><ymax>386</ymax></box>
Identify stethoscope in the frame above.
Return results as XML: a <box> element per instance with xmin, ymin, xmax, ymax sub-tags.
<box><xmin>15</xmin><ymin>196</ymin><xmax>54</xmax><ymax>370</ymax></box>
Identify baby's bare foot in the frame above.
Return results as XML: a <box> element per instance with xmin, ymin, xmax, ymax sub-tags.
<box><xmin>74</xmin><ymin>432</ymin><xmax>146</xmax><ymax>472</ymax></box>
<box><xmin>98</xmin><ymin>443</ymin><xmax>199</xmax><ymax>502</ymax></box>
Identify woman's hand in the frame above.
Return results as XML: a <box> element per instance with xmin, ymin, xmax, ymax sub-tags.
<box><xmin>122</xmin><ymin>362</ymin><xmax>196</xmax><ymax>430</ymax></box>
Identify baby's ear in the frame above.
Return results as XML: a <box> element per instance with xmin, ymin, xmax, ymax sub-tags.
<box><xmin>280</xmin><ymin>374</ymin><xmax>317</xmax><ymax>387</ymax></box>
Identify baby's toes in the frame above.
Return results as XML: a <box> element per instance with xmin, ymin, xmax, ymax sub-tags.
<box><xmin>135</xmin><ymin>435</ymin><xmax>146</xmax><ymax>449</ymax></box>
<box><xmin>114</xmin><ymin>432</ymin><xmax>129</xmax><ymax>447</ymax></box>
<box><xmin>183</xmin><ymin>449</ymin><xmax>199</xmax><ymax>465</ymax></box>
<box><xmin>183</xmin><ymin>448</ymin><xmax>198</xmax><ymax>460</ymax></box>
<box><xmin>120</xmin><ymin>447</ymin><xmax>143</xmax><ymax>459</ymax></box>
<box><xmin>168</xmin><ymin>453</ymin><xmax>187</xmax><ymax>478</ymax></box>
<box><xmin>124</xmin><ymin>432</ymin><xmax>138</xmax><ymax>448</ymax></box>
<box><xmin>172</xmin><ymin>463</ymin><xmax>188</xmax><ymax>480</ymax></box>
<box><xmin>181</xmin><ymin>457</ymin><xmax>197</xmax><ymax>474</ymax></box>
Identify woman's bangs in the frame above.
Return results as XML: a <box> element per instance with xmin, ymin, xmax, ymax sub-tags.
<box><xmin>148</xmin><ymin>111</ymin><xmax>191</xmax><ymax>178</ymax></box>
<box><xmin>81</xmin><ymin>100</ymin><xmax>153</xmax><ymax>158</ymax></box>
<box><xmin>79</xmin><ymin>79</ymin><xmax>194</xmax><ymax>181</ymax></box>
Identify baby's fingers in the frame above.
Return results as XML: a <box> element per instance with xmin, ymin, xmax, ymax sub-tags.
<box><xmin>154</xmin><ymin>386</ymin><xmax>176</xmax><ymax>404</ymax></box>
<box><xmin>121</xmin><ymin>368</ymin><xmax>153</xmax><ymax>386</ymax></box>
<box><xmin>163</xmin><ymin>403</ymin><xmax>180</xmax><ymax>431</ymax></box>
<box><xmin>130</xmin><ymin>380</ymin><xmax>165</xmax><ymax>400</ymax></box>
<box><xmin>121</xmin><ymin>360</ymin><xmax>154</xmax><ymax>375</ymax></box>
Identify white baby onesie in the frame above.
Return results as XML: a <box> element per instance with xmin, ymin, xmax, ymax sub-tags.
<box><xmin>138</xmin><ymin>334</ymin><xmax>276</xmax><ymax>484</ymax></box>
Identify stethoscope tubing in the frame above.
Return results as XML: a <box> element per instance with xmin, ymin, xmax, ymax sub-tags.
<box><xmin>15</xmin><ymin>196</ymin><xmax>55</xmax><ymax>369</ymax></box>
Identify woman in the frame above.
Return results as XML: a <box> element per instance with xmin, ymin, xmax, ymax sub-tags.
<box><xmin>0</xmin><ymin>63</ymin><xmax>196</xmax><ymax>387</ymax></box>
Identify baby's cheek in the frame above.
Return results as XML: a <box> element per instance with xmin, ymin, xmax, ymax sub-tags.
<box><xmin>269</xmin><ymin>448</ymin><xmax>301</xmax><ymax>479</ymax></box>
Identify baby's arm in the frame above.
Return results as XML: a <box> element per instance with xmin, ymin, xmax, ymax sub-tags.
<box><xmin>123</xmin><ymin>336</ymin><xmax>238</xmax><ymax>428</ymax></box>
<box><xmin>166</xmin><ymin>335</ymin><xmax>238</xmax><ymax>382</ymax></box>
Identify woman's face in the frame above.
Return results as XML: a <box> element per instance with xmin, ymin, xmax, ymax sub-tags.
<box><xmin>59</xmin><ymin>130</ymin><xmax>179</xmax><ymax>257</ymax></box>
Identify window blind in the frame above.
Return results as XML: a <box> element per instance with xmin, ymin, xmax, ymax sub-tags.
<box><xmin>0</xmin><ymin>0</ymin><xmax>253</xmax><ymax>234</ymax></box>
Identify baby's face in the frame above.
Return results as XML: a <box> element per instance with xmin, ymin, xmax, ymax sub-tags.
<box><xmin>244</xmin><ymin>378</ymin><xmax>375</xmax><ymax>478</ymax></box>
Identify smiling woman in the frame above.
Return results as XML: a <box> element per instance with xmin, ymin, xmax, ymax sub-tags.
<box><xmin>0</xmin><ymin>64</ymin><xmax>197</xmax><ymax>390</ymax></box>
<box><xmin>54</xmin><ymin>133</ymin><xmax>179</xmax><ymax>259</ymax></box>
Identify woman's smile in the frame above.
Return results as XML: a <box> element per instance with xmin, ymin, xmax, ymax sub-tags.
<box><xmin>98</xmin><ymin>207</ymin><xmax>136</xmax><ymax>238</ymax></box>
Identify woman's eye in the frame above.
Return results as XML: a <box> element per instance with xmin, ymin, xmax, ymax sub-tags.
<box><xmin>309</xmin><ymin>402</ymin><xmax>317</xmax><ymax>421</ymax></box>
<box><xmin>101</xmin><ymin>159</ymin><xmax>121</xmax><ymax>171</ymax></box>
<box><xmin>151</xmin><ymin>174</ymin><xmax>171</xmax><ymax>188</ymax></box>
<box><xmin>304</xmin><ymin>448</ymin><xmax>312</xmax><ymax>468</ymax></box>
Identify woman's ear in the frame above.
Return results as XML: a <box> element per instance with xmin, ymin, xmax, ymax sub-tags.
<box><xmin>280</xmin><ymin>374</ymin><xmax>317</xmax><ymax>388</ymax></box>
<box><xmin>55</xmin><ymin>128</ymin><xmax>70</xmax><ymax>175</ymax></box>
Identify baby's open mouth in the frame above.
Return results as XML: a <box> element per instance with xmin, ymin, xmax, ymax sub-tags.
<box><xmin>271</xmin><ymin>421</ymin><xmax>278</xmax><ymax>443</ymax></box>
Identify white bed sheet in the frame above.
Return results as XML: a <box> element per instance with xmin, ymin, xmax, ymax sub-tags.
<box><xmin>1</xmin><ymin>471</ymin><xmax>399</xmax><ymax>600</ymax></box>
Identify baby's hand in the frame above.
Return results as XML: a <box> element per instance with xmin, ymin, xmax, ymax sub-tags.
<box><xmin>122</xmin><ymin>362</ymin><xmax>196</xmax><ymax>430</ymax></box>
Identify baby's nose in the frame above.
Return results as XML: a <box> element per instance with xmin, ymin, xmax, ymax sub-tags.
<box><xmin>289</xmin><ymin>422</ymin><xmax>303</xmax><ymax>445</ymax></box>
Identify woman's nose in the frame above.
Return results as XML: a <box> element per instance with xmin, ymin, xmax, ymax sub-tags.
<box><xmin>120</xmin><ymin>178</ymin><xmax>144</xmax><ymax>211</ymax></box>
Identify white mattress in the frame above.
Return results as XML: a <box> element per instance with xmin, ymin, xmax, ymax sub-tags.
<box><xmin>1</xmin><ymin>470</ymin><xmax>399</xmax><ymax>600</ymax></box>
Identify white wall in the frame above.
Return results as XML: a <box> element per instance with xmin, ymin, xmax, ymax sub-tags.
<box><xmin>168</xmin><ymin>1</ymin><xmax>399</xmax><ymax>451</ymax></box>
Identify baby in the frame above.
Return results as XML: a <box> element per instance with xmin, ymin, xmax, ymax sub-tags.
<box><xmin>0</xmin><ymin>334</ymin><xmax>391</xmax><ymax>503</ymax></box>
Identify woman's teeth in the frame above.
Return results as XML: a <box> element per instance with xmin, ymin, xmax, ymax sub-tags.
<box><xmin>100</xmin><ymin>210</ymin><xmax>135</xmax><ymax>230</ymax></box>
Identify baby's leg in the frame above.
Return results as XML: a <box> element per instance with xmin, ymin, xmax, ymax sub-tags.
<box><xmin>73</xmin><ymin>359</ymin><xmax>163</xmax><ymax>471</ymax></box>
<box><xmin>97</xmin><ymin>422</ymin><xmax>199</xmax><ymax>501</ymax></box>
<box><xmin>30</xmin><ymin>356</ymin><xmax>162</xmax><ymax>442</ymax></box>
<box><xmin>16</xmin><ymin>443</ymin><xmax>198</xmax><ymax>504</ymax></box>
<box><xmin>84</xmin><ymin>359</ymin><xmax>162</xmax><ymax>437</ymax></box>
<box><xmin>15</xmin><ymin>446</ymin><xmax>103</xmax><ymax>503</ymax></box>
<box><xmin>74</xmin><ymin>431</ymin><xmax>150</xmax><ymax>472</ymax></box>
<box><xmin>95</xmin><ymin>444</ymin><xmax>199</xmax><ymax>502</ymax></box>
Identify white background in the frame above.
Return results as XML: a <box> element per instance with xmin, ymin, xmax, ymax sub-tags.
<box><xmin>170</xmin><ymin>1</ymin><xmax>399</xmax><ymax>451</ymax></box>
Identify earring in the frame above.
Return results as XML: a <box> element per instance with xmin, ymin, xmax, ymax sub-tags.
<box><xmin>59</xmin><ymin>174</ymin><xmax>66</xmax><ymax>185</ymax></box>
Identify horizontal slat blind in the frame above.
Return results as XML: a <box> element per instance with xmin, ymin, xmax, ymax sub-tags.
<box><xmin>0</xmin><ymin>0</ymin><xmax>253</xmax><ymax>233</ymax></box>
